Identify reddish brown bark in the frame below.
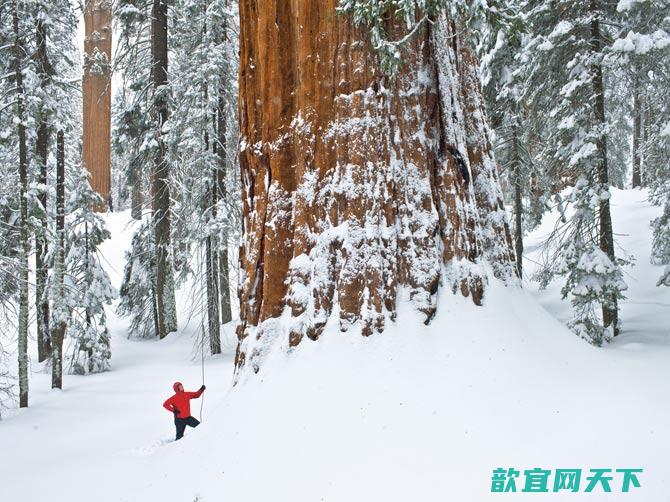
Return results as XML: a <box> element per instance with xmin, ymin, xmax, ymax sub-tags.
<box><xmin>83</xmin><ymin>0</ymin><xmax>112</xmax><ymax>210</ymax></box>
<box><xmin>236</xmin><ymin>3</ymin><xmax>515</xmax><ymax>373</ymax></box>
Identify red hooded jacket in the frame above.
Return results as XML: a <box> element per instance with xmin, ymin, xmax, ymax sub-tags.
<box><xmin>163</xmin><ymin>386</ymin><xmax>203</xmax><ymax>419</ymax></box>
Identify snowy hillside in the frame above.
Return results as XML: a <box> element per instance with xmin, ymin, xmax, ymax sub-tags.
<box><xmin>1</xmin><ymin>188</ymin><xmax>668</xmax><ymax>502</ymax></box>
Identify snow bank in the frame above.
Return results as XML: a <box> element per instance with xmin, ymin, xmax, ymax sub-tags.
<box><xmin>1</xmin><ymin>191</ymin><xmax>669</xmax><ymax>502</ymax></box>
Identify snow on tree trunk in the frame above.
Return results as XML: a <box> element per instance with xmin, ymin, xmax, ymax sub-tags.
<box><xmin>235</xmin><ymin>3</ymin><xmax>516</xmax><ymax>373</ymax></box>
<box><xmin>52</xmin><ymin>131</ymin><xmax>66</xmax><ymax>390</ymax></box>
<box><xmin>83</xmin><ymin>0</ymin><xmax>112</xmax><ymax>210</ymax></box>
<box><xmin>512</xmin><ymin>123</ymin><xmax>523</xmax><ymax>279</ymax></box>
<box><xmin>13</xmin><ymin>0</ymin><xmax>29</xmax><ymax>407</ymax></box>
<box><xmin>632</xmin><ymin>74</ymin><xmax>641</xmax><ymax>188</ymax></box>
<box><xmin>590</xmin><ymin>0</ymin><xmax>620</xmax><ymax>337</ymax></box>
<box><xmin>151</xmin><ymin>0</ymin><xmax>177</xmax><ymax>338</ymax></box>
<box><xmin>216</xmin><ymin>89</ymin><xmax>233</xmax><ymax>326</ymax></box>
<box><xmin>35</xmin><ymin>18</ymin><xmax>52</xmax><ymax>363</ymax></box>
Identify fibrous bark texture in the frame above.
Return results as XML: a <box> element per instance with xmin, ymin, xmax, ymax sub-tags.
<box><xmin>13</xmin><ymin>0</ymin><xmax>29</xmax><ymax>407</ymax></box>
<box><xmin>35</xmin><ymin>18</ymin><xmax>52</xmax><ymax>363</ymax></box>
<box><xmin>52</xmin><ymin>130</ymin><xmax>66</xmax><ymax>390</ymax></box>
<box><xmin>236</xmin><ymin>2</ymin><xmax>515</xmax><ymax>374</ymax></box>
<box><xmin>590</xmin><ymin>0</ymin><xmax>619</xmax><ymax>336</ymax></box>
<box><xmin>151</xmin><ymin>0</ymin><xmax>177</xmax><ymax>338</ymax></box>
<box><xmin>83</xmin><ymin>0</ymin><xmax>112</xmax><ymax>209</ymax></box>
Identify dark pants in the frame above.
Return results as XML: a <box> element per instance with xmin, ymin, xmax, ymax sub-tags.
<box><xmin>174</xmin><ymin>416</ymin><xmax>200</xmax><ymax>440</ymax></box>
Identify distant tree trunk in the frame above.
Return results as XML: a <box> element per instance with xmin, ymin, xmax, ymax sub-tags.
<box><xmin>512</xmin><ymin>123</ymin><xmax>523</xmax><ymax>279</ymax></box>
<box><xmin>216</xmin><ymin>88</ymin><xmax>232</xmax><ymax>325</ymax></box>
<box><xmin>52</xmin><ymin>130</ymin><xmax>66</xmax><ymax>390</ymax></box>
<box><xmin>632</xmin><ymin>73</ymin><xmax>641</xmax><ymax>188</ymax></box>
<box><xmin>83</xmin><ymin>0</ymin><xmax>112</xmax><ymax>209</ymax></box>
<box><xmin>13</xmin><ymin>0</ymin><xmax>29</xmax><ymax>407</ymax></box>
<box><xmin>642</xmin><ymin>89</ymin><xmax>649</xmax><ymax>181</ymax></box>
<box><xmin>204</xmin><ymin>78</ymin><xmax>222</xmax><ymax>355</ymax></box>
<box><xmin>590</xmin><ymin>0</ymin><xmax>619</xmax><ymax>336</ymax></box>
<box><xmin>35</xmin><ymin>17</ymin><xmax>52</xmax><ymax>363</ymax></box>
<box><xmin>130</xmin><ymin>160</ymin><xmax>143</xmax><ymax>220</ymax></box>
<box><xmin>206</xmin><ymin>235</ymin><xmax>221</xmax><ymax>353</ymax></box>
<box><xmin>235</xmin><ymin>2</ymin><xmax>515</xmax><ymax>373</ymax></box>
<box><xmin>151</xmin><ymin>0</ymin><xmax>177</xmax><ymax>338</ymax></box>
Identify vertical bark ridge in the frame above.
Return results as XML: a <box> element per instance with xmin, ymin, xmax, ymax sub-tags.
<box><xmin>83</xmin><ymin>0</ymin><xmax>112</xmax><ymax>209</ymax></box>
<box><xmin>236</xmin><ymin>3</ymin><xmax>516</xmax><ymax>375</ymax></box>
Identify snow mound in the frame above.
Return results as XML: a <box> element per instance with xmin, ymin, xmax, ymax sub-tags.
<box><xmin>1</xmin><ymin>190</ymin><xmax>668</xmax><ymax>502</ymax></box>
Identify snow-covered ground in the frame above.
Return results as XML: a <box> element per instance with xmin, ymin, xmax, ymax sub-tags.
<box><xmin>1</xmin><ymin>189</ymin><xmax>668</xmax><ymax>502</ymax></box>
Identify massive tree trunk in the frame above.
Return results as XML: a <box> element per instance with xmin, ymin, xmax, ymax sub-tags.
<box><xmin>151</xmin><ymin>0</ymin><xmax>177</xmax><ymax>338</ymax></box>
<box><xmin>590</xmin><ymin>0</ymin><xmax>619</xmax><ymax>336</ymax></box>
<box><xmin>35</xmin><ymin>17</ymin><xmax>52</xmax><ymax>363</ymax></box>
<box><xmin>13</xmin><ymin>0</ymin><xmax>29</xmax><ymax>407</ymax></box>
<box><xmin>235</xmin><ymin>3</ymin><xmax>515</xmax><ymax>374</ymax></box>
<box><xmin>83</xmin><ymin>0</ymin><xmax>112</xmax><ymax>209</ymax></box>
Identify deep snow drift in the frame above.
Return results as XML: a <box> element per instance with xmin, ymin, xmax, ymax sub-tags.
<box><xmin>1</xmin><ymin>188</ymin><xmax>668</xmax><ymax>502</ymax></box>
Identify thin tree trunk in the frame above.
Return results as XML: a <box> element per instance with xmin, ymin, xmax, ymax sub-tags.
<box><xmin>512</xmin><ymin>123</ymin><xmax>523</xmax><ymax>279</ymax></box>
<box><xmin>235</xmin><ymin>3</ymin><xmax>515</xmax><ymax>373</ymax></box>
<box><xmin>632</xmin><ymin>72</ymin><xmax>641</xmax><ymax>188</ymax></box>
<box><xmin>591</xmin><ymin>0</ymin><xmax>619</xmax><ymax>336</ymax></box>
<box><xmin>52</xmin><ymin>130</ymin><xmax>66</xmax><ymax>389</ymax></box>
<box><xmin>13</xmin><ymin>0</ymin><xmax>29</xmax><ymax>407</ymax></box>
<box><xmin>216</xmin><ymin>89</ymin><xmax>232</xmax><ymax>325</ymax></box>
<box><xmin>206</xmin><ymin>235</ymin><xmax>221</xmax><ymax>354</ymax></box>
<box><xmin>151</xmin><ymin>0</ymin><xmax>177</xmax><ymax>338</ymax></box>
<box><xmin>204</xmin><ymin>76</ymin><xmax>221</xmax><ymax>354</ymax></box>
<box><xmin>217</xmin><ymin>4</ymin><xmax>233</xmax><ymax>325</ymax></box>
<box><xmin>130</xmin><ymin>160</ymin><xmax>143</xmax><ymax>220</ymax></box>
<box><xmin>642</xmin><ymin>88</ymin><xmax>650</xmax><ymax>184</ymax></box>
<box><xmin>35</xmin><ymin>17</ymin><xmax>52</xmax><ymax>363</ymax></box>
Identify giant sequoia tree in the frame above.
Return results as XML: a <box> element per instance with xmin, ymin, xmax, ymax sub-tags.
<box><xmin>83</xmin><ymin>0</ymin><xmax>112</xmax><ymax>208</ymax></box>
<box><xmin>235</xmin><ymin>2</ymin><xmax>516</xmax><ymax>374</ymax></box>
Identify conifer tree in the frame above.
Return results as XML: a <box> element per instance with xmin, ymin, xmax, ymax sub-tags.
<box><xmin>11</xmin><ymin>0</ymin><xmax>30</xmax><ymax>407</ymax></box>
<box><xmin>521</xmin><ymin>0</ymin><xmax>627</xmax><ymax>343</ymax></box>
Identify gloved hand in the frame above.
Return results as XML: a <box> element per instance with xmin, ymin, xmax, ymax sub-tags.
<box><xmin>199</xmin><ymin>385</ymin><xmax>206</xmax><ymax>391</ymax></box>
<box><xmin>173</xmin><ymin>408</ymin><xmax>180</xmax><ymax>416</ymax></box>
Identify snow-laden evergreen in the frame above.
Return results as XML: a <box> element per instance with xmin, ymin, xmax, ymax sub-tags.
<box><xmin>114</xmin><ymin>0</ymin><xmax>240</xmax><ymax>343</ymax></box>
<box><xmin>55</xmin><ymin>168</ymin><xmax>116</xmax><ymax>373</ymax></box>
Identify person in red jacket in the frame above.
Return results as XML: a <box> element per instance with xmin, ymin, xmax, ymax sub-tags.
<box><xmin>163</xmin><ymin>381</ymin><xmax>206</xmax><ymax>440</ymax></box>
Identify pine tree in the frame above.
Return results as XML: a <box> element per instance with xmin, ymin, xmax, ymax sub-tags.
<box><xmin>118</xmin><ymin>221</ymin><xmax>158</xmax><ymax>338</ymax></box>
<box><xmin>11</xmin><ymin>0</ymin><xmax>30</xmax><ymax>407</ymax></box>
<box><xmin>51</xmin><ymin>130</ymin><xmax>66</xmax><ymax>388</ymax></box>
<box><xmin>62</xmin><ymin>168</ymin><xmax>116</xmax><ymax>374</ymax></box>
<box><xmin>114</xmin><ymin>0</ymin><xmax>154</xmax><ymax>219</ymax></box>
<box><xmin>612</xmin><ymin>0</ymin><xmax>670</xmax><ymax>289</ymax></box>
<box><xmin>612</xmin><ymin>0</ymin><xmax>670</xmax><ymax>188</ymax></box>
<box><xmin>521</xmin><ymin>0</ymin><xmax>627</xmax><ymax>342</ymax></box>
<box><xmin>166</xmin><ymin>0</ymin><xmax>239</xmax><ymax>353</ymax></box>
<box><xmin>480</xmin><ymin>0</ymin><xmax>535</xmax><ymax>279</ymax></box>
<box><xmin>150</xmin><ymin>0</ymin><xmax>177</xmax><ymax>338</ymax></box>
<box><xmin>34</xmin><ymin>8</ymin><xmax>54</xmax><ymax>363</ymax></box>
